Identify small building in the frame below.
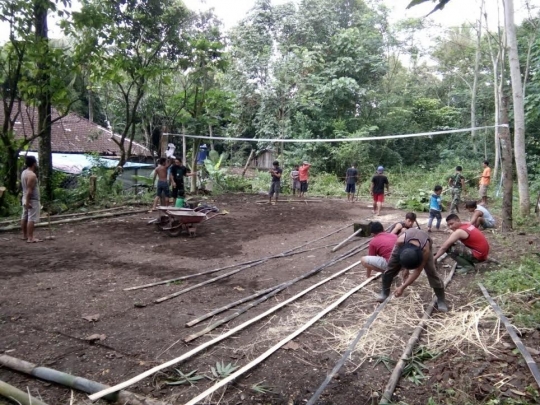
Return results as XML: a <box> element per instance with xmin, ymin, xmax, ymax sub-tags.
<box><xmin>249</xmin><ymin>149</ymin><xmax>277</xmax><ymax>170</ymax></box>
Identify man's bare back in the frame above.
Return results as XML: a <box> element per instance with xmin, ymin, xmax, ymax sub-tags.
<box><xmin>155</xmin><ymin>164</ymin><xmax>168</xmax><ymax>181</ymax></box>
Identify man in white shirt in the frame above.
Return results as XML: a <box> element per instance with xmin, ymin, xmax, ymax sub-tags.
<box><xmin>465</xmin><ymin>201</ymin><xmax>495</xmax><ymax>229</ymax></box>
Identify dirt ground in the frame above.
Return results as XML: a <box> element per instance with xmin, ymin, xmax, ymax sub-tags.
<box><xmin>0</xmin><ymin>193</ymin><xmax>539</xmax><ymax>405</ymax></box>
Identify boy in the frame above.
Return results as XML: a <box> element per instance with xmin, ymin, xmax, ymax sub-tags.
<box><xmin>465</xmin><ymin>200</ymin><xmax>496</xmax><ymax>229</ymax></box>
<box><xmin>345</xmin><ymin>163</ymin><xmax>358</xmax><ymax>202</ymax></box>
<box><xmin>479</xmin><ymin>160</ymin><xmax>491</xmax><ymax>205</ymax></box>
<box><xmin>389</xmin><ymin>212</ymin><xmax>418</xmax><ymax>235</ymax></box>
<box><xmin>427</xmin><ymin>185</ymin><xmax>443</xmax><ymax>232</ymax></box>
<box><xmin>370</xmin><ymin>166</ymin><xmax>389</xmax><ymax>216</ymax></box>
<box><xmin>448</xmin><ymin>166</ymin><xmax>465</xmax><ymax>214</ymax></box>
<box><xmin>290</xmin><ymin>165</ymin><xmax>300</xmax><ymax>196</ymax></box>
<box><xmin>269</xmin><ymin>161</ymin><xmax>282</xmax><ymax>204</ymax></box>
<box><xmin>361</xmin><ymin>222</ymin><xmax>397</xmax><ymax>278</ymax></box>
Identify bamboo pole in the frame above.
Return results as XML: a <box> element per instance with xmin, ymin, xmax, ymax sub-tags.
<box><xmin>331</xmin><ymin>228</ymin><xmax>363</xmax><ymax>252</ymax></box>
<box><xmin>183</xmin><ymin>274</ymin><xmax>381</xmax><ymax>405</ymax></box>
<box><xmin>379</xmin><ymin>263</ymin><xmax>457</xmax><ymax>404</ymax></box>
<box><xmin>0</xmin><ymin>355</ymin><xmax>166</xmax><ymax>405</ymax></box>
<box><xmin>183</xmin><ymin>241</ymin><xmax>370</xmax><ymax>340</ymax></box>
<box><xmin>0</xmin><ymin>206</ymin><xmax>127</xmax><ymax>226</ymax></box>
<box><xmin>306</xmin><ymin>297</ymin><xmax>391</xmax><ymax>405</ymax></box>
<box><xmin>89</xmin><ymin>259</ymin><xmax>372</xmax><ymax>402</ymax></box>
<box><xmin>478</xmin><ymin>283</ymin><xmax>540</xmax><ymax>388</ymax></box>
<box><xmin>0</xmin><ymin>209</ymin><xmax>149</xmax><ymax>232</ymax></box>
<box><xmin>0</xmin><ymin>379</ymin><xmax>49</xmax><ymax>405</ymax></box>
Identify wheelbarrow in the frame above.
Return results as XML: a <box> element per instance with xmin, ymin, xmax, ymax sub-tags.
<box><xmin>149</xmin><ymin>206</ymin><xmax>225</xmax><ymax>237</ymax></box>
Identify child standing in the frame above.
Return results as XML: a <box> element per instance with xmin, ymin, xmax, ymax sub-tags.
<box><xmin>427</xmin><ymin>185</ymin><xmax>443</xmax><ymax>232</ymax></box>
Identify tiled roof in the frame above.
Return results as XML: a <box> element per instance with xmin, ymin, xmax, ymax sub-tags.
<box><xmin>1</xmin><ymin>101</ymin><xmax>152</xmax><ymax>157</ymax></box>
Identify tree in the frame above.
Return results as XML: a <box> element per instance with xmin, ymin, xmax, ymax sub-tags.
<box><xmin>504</xmin><ymin>0</ymin><xmax>530</xmax><ymax>215</ymax></box>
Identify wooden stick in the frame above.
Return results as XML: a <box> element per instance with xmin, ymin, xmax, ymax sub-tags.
<box><xmin>0</xmin><ymin>379</ymin><xmax>49</xmax><ymax>405</ymax></box>
<box><xmin>306</xmin><ymin>297</ymin><xmax>391</xmax><ymax>405</ymax></box>
<box><xmin>331</xmin><ymin>228</ymin><xmax>363</xmax><ymax>252</ymax></box>
<box><xmin>183</xmin><ymin>243</ymin><xmax>366</xmax><ymax>341</ymax></box>
<box><xmin>0</xmin><ymin>354</ymin><xmax>164</xmax><ymax>405</ymax></box>
<box><xmin>478</xmin><ymin>283</ymin><xmax>540</xmax><ymax>389</ymax></box>
<box><xmin>123</xmin><ymin>222</ymin><xmax>352</xmax><ymax>291</ymax></box>
<box><xmin>380</xmin><ymin>263</ymin><xmax>457</xmax><ymax>404</ymax></box>
<box><xmin>0</xmin><ymin>206</ymin><xmax>127</xmax><ymax>226</ymax></box>
<box><xmin>89</xmin><ymin>259</ymin><xmax>372</xmax><ymax>402</ymax></box>
<box><xmin>183</xmin><ymin>274</ymin><xmax>381</xmax><ymax>405</ymax></box>
<box><xmin>0</xmin><ymin>209</ymin><xmax>149</xmax><ymax>232</ymax></box>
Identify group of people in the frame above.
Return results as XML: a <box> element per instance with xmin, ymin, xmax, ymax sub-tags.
<box><xmin>268</xmin><ymin>161</ymin><xmax>311</xmax><ymax>204</ymax></box>
<box><xmin>150</xmin><ymin>157</ymin><xmax>195</xmax><ymax>211</ymax></box>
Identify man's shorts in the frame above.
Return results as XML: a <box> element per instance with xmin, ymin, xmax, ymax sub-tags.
<box><xmin>293</xmin><ymin>179</ymin><xmax>301</xmax><ymax>190</ymax></box>
<box><xmin>482</xmin><ymin>217</ymin><xmax>495</xmax><ymax>228</ymax></box>
<box><xmin>345</xmin><ymin>183</ymin><xmax>356</xmax><ymax>194</ymax></box>
<box><xmin>156</xmin><ymin>180</ymin><xmax>170</xmax><ymax>198</ymax></box>
<box><xmin>373</xmin><ymin>193</ymin><xmax>384</xmax><ymax>203</ymax></box>
<box><xmin>269</xmin><ymin>181</ymin><xmax>281</xmax><ymax>197</ymax></box>
<box><xmin>300</xmin><ymin>181</ymin><xmax>308</xmax><ymax>192</ymax></box>
<box><xmin>362</xmin><ymin>256</ymin><xmax>388</xmax><ymax>272</ymax></box>
<box><xmin>21</xmin><ymin>201</ymin><xmax>40</xmax><ymax>223</ymax></box>
<box><xmin>172</xmin><ymin>184</ymin><xmax>185</xmax><ymax>199</ymax></box>
<box><xmin>479</xmin><ymin>184</ymin><xmax>489</xmax><ymax>198</ymax></box>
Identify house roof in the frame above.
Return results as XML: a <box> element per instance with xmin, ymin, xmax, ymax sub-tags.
<box><xmin>1</xmin><ymin>100</ymin><xmax>152</xmax><ymax>157</ymax></box>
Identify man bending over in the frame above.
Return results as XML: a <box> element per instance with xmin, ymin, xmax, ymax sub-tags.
<box><xmin>361</xmin><ymin>222</ymin><xmax>397</xmax><ymax>278</ymax></box>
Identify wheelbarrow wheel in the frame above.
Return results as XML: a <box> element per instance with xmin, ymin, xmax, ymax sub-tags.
<box><xmin>167</xmin><ymin>222</ymin><xmax>184</xmax><ymax>237</ymax></box>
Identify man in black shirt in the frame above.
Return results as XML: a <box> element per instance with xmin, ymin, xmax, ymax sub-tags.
<box><xmin>370</xmin><ymin>166</ymin><xmax>389</xmax><ymax>216</ymax></box>
<box><xmin>169</xmin><ymin>158</ymin><xmax>195</xmax><ymax>200</ymax></box>
<box><xmin>268</xmin><ymin>160</ymin><xmax>283</xmax><ymax>204</ymax></box>
<box><xmin>345</xmin><ymin>163</ymin><xmax>358</xmax><ymax>202</ymax></box>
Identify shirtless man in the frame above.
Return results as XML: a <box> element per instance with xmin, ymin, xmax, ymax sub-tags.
<box><xmin>21</xmin><ymin>155</ymin><xmax>42</xmax><ymax>243</ymax></box>
<box><xmin>389</xmin><ymin>212</ymin><xmax>418</xmax><ymax>235</ymax></box>
<box><xmin>151</xmin><ymin>158</ymin><xmax>170</xmax><ymax>211</ymax></box>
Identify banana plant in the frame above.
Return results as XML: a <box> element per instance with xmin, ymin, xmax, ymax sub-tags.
<box><xmin>203</xmin><ymin>150</ymin><xmax>229</xmax><ymax>187</ymax></box>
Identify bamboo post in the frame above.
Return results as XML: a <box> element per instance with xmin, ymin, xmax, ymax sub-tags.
<box><xmin>0</xmin><ymin>209</ymin><xmax>149</xmax><ymax>232</ymax></box>
<box><xmin>182</xmin><ymin>274</ymin><xmax>381</xmax><ymax>405</ymax></box>
<box><xmin>380</xmin><ymin>263</ymin><xmax>457</xmax><ymax>404</ymax></box>
<box><xmin>126</xmin><ymin>223</ymin><xmax>353</xmax><ymax>291</ymax></box>
<box><xmin>332</xmin><ymin>228</ymin><xmax>364</xmax><ymax>252</ymax></box>
<box><xmin>478</xmin><ymin>283</ymin><xmax>540</xmax><ymax>388</ymax></box>
<box><xmin>241</xmin><ymin>149</ymin><xmax>256</xmax><ymax>177</ymax></box>
<box><xmin>88</xmin><ymin>259</ymin><xmax>373</xmax><ymax>402</ymax></box>
<box><xmin>184</xmin><ymin>241</ymin><xmax>371</xmax><ymax>339</ymax></box>
<box><xmin>0</xmin><ymin>379</ymin><xmax>49</xmax><ymax>405</ymax></box>
<box><xmin>0</xmin><ymin>355</ymin><xmax>165</xmax><ymax>405</ymax></box>
<box><xmin>306</xmin><ymin>297</ymin><xmax>391</xmax><ymax>405</ymax></box>
<box><xmin>89</xmin><ymin>175</ymin><xmax>97</xmax><ymax>201</ymax></box>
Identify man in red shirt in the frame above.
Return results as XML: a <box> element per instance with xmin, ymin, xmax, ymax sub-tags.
<box><xmin>433</xmin><ymin>213</ymin><xmax>490</xmax><ymax>274</ymax></box>
<box><xmin>361</xmin><ymin>222</ymin><xmax>397</xmax><ymax>278</ymax></box>
<box><xmin>298</xmin><ymin>161</ymin><xmax>311</xmax><ymax>198</ymax></box>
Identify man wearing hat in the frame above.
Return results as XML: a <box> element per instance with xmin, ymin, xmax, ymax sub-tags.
<box><xmin>370</xmin><ymin>166</ymin><xmax>389</xmax><ymax>216</ymax></box>
<box><xmin>376</xmin><ymin>228</ymin><xmax>448</xmax><ymax>312</ymax></box>
<box><xmin>298</xmin><ymin>161</ymin><xmax>311</xmax><ymax>198</ymax></box>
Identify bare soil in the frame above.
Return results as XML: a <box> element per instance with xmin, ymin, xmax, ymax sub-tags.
<box><xmin>0</xmin><ymin>194</ymin><xmax>539</xmax><ymax>405</ymax></box>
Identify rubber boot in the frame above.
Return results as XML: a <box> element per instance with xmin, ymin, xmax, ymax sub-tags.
<box><xmin>376</xmin><ymin>275</ymin><xmax>392</xmax><ymax>303</ymax></box>
<box><xmin>433</xmin><ymin>288</ymin><xmax>448</xmax><ymax>313</ymax></box>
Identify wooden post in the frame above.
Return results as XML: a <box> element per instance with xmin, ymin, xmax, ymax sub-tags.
<box><xmin>499</xmin><ymin>96</ymin><xmax>513</xmax><ymax>231</ymax></box>
<box><xmin>160</xmin><ymin>133</ymin><xmax>168</xmax><ymax>158</ymax></box>
<box><xmin>89</xmin><ymin>175</ymin><xmax>97</xmax><ymax>201</ymax></box>
<box><xmin>241</xmin><ymin>149</ymin><xmax>256</xmax><ymax>177</ymax></box>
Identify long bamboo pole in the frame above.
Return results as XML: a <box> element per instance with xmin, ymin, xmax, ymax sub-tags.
<box><xmin>306</xmin><ymin>297</ymin><xmax>391</xmax><ymax>405</ymax></box>
<box><xmin>182</xmin><ymin>274</ymin><xmax>381</xmax><ymax>405</ymax></box>
<box><xmin>0</xmin><ymin>206</ymin><xmax>125</xmax><ymax>226</ymax></box>
<box><xmin>126</xmin><ymin>223</ymin><xmax>352</xmax><ymax>291</ymax></box>
<box><xmin>478</xmin><ymin>283</ymin><xmax>540</xmax><ymax>389</ymax></box>
<box><xmin>183</xmin><ymin>241</ymin><xmax>370</xmax><ymax>341</ymax></box>
<box><xmin>379</xmin><ymin>263</ymin><xmax>457</xmax><ymax>404</ymax></box>
<box><xmin>0</xmin><ymin>354</ymin><xmax>165</xmax><ymax>405</ymax></box>
<box><xmin>331</xmin><ymin>228</ymin><xmax>363</xmax><ymax>252</ymax></box>
<box><xmin>0</xmin><ymin>209</ymin><xmax>149</xmax><ymax>232</ymax></box>
<box><xmin>0</xmin><ymin>379</ymin><xmax>49</xmax><ymax>405</ymax></box>
<box><xmin>89</xmin><ymin>259</ymin><xmax>371</xmax><ymax>402</ymax></box>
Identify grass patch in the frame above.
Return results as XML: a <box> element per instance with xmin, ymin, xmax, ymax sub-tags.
<box><xmin>483</xmin><ymin>257</ymin><xmax>540</xmax><ymax>329</ymax></box>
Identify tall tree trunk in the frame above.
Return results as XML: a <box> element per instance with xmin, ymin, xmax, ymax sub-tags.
<box><xmin>504</xmin><ymin>0</ymin><xmax>530</xmax><ymax>215</ymax></box>
<box><xmin>499</xmin><ymin>96</ymin><xmax>513</xmax><ymax>231</ymax></box>
<box><xmin>5</xmin><ymin>146</ymin><xmax>20</xmax><ymax>195</ymax></box>
<box><xmin>35</xmin><ymin>0</ymin><xmax>53</xmax><ymax>205</ymax></box>
<box><xmin>470</xmin><ymin>0</ymin><xmax>484</xmax><ymax>155</ymax></box>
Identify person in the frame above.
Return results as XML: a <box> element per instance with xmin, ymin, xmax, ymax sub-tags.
<box><xmin>479</xmin><ymin>160</ymin><xmax>491</xmax><ymax>205</ymax></box>
<box><xmin>433</xmin><ymin>213</ymin><xmax>490</xmax><ymax>274</ymax></box>
<box><xmin>345</xmin><ymin>163</ymin><xmax>358</xmax><ymax>202</ymax></box>
<box><xmin>389</xmin><ymin>212</ymin><xmax>417</xmax><ymax>235</ymax></box>
<box><xmin>427</xmin><ymin>185</ymin><xmax>443</xmax><ymax>232</ymax></box>
<box><xmin>290</xmin><ymin>165</ymin><xmax>300</xmax><ymax>196</ymax></box>
<box><xmin>298</xmin><ymin>161</ymin><xmax>311</xmax><ymax>198</ymax></box>
<box><xmin>448</xmin><ymin>166</ymin><xmax>465</xmax><ymax>214</ymax></box>
<box><xmin>169</xmin><ymin>158</ymin><xmax>195</xmax><ymax>204</ymax></box>
<box><xmin>376</xmin><ymin>228</ymin><xmax>448</xmax><ymax>312</ymax></box>
<box><xmin>21</xmin><ymin>155</ymin><xmax>42</xmax><ymax>243</ymax></box>
<box><xmin>370</xmin><ymin>166</ymin><xmax>389</xmax><ymax>216</ymax></box>
<box><xmin>361</xmin><ymin>221</ymin><xmax>397</xmax><ymax>278</ymax></box>
<box><xmin>268</xmin><ymin>160</ymin><xmax>283</xmax><ymax>204</ymax></box>
<box><xmin>465</xmin><ymin>200</ymin><xmax>496</xmax><ymax>229</ymax></box>
<box><xmin>150</xmin><ymin>158</ymin><xmax>170</xmax><ymax>211</ymax></box>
